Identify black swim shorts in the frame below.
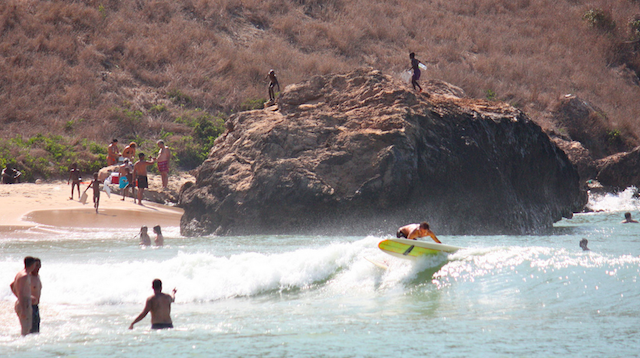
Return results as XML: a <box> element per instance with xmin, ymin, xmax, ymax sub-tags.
<box><xmin>30</xmin><ymin>304</ymin><xmax>40</xmax><ymax>333</ymax></box>
<box><xmin>151</xmin><ymin>323</ymin><xmax>173</xmax><ymax>330</ymax></box>
<box><xmin>137</xmin><ymin>175</ymin><xmax>148</xmax><ymax>189</ymax></box>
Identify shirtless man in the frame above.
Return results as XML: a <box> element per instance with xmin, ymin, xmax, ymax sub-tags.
<box><xmin>133</xmin><ymin>153</ymin><xmax>155</xmax><ymax>205</ymax></box>
<box><xmin>30</xmin><ymin>258</ymin><xmax>42</xmax><ymax>334</ymax></box>
<box><xmin>396</xmin><ymin>222</ymin><xmax>441</xmax><ymax>243</ymax></box>
<box><xmin>10</xmin><ymin>256</ymin><xmax>37</xmax><ymax>335</ymax></box>
<box><xmin>129</xmin><ymin>279</ymin><xmax>176</xmax><ymax>330</ymax></box>
<box><xmin>107</xmin><ymin>139</ymin><xmax>120</xmax><ymax>166</ymax></box>
<box><xmin>156</xmin><ymin>140</ymin><xmax>171</xmax><ymax>189</ymax></box>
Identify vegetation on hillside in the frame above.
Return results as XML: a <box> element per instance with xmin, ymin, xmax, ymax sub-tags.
<box><xmin>0</xmin><ymin>0</ymin><xmax>639</xmax><ymax>180</ymax></box>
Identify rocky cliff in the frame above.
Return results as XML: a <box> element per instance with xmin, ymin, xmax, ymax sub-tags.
<box><xmin>179</xmin><ymin>68</ymin><xmax>586</xmax><ymax>236</ymax></box>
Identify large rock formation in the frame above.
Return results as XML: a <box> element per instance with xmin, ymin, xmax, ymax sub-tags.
<box><xmin>179</xmin><ymin>68</ymin><xmax>586</xmax><ymax>236</ymax></box>
<box><xmin>596</xmin><ymin>146</ymin><xmax>640</xmax><ymax>190</ymax></box>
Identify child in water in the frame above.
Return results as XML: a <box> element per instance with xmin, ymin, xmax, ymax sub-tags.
<box><xmin>82</xmin><ymin>173</ymin><xmax>101</xmax><ymax>213</ymax></box>
<box><xmin>153</xmin><ymin>225</ymin><xmax>164</xmax><ymax>246</ymax></box>
<box><xmin>139</xmin><ymin>226</ymin><xmax>151</xmax><ymax>246</ymax></box>
<box><xmin>68</xmin><ymin>163</ymin><xmax>82</xmax><ymax>200</ymax></box>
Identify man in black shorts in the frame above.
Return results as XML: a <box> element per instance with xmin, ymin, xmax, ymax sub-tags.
<box><xmin>129</xmin><ymin>279</ymin><xmax>176</xmax><ymax>330</ymax></box>
<box><xmin>133</xmin><ymin>153</ymin><xmax>155</xmax><ymax>205</ymax></box>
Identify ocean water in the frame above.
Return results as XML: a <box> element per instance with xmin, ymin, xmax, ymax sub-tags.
<box><xmin>1</xmin><ymin>189</ymin><xmax>640</xmax><ymax>357</ymax></box>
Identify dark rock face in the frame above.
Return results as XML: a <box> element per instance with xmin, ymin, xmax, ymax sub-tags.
<box><xmin>179</xmin><ymin>69</ymin><xmax>586</xmax><ymax>236</ymax></box>
<box><xmin>596</xmin><ymin>146</ymin><xmax>640</xmax><ymax>189</ymax></box>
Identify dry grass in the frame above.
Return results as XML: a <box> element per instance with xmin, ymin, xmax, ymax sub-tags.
<box><xmin>0</xmin><ymin>0</ymin><xmax>639</xmax><ymax>159</ymax></box>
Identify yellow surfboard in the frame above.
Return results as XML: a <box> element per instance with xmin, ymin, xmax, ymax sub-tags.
<box><xmin>378</xmin><ymin>238</ymin><xmax>461</xmax><ymax>259</ymax></box>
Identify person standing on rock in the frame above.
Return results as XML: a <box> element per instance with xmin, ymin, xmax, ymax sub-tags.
<box><xmin>409</xmin><ymin>52</ymin><xmax>424</xmax><ymax>93</ymax></box>
<box><xmin>396</xmin><ymin>222</ymin><xmax>441</xmax><ymax>243</ymax></box>
<box><xmin>266</xmin><ymin>69</ymin><xmax>280</xmax><ymax>104</ymax></box>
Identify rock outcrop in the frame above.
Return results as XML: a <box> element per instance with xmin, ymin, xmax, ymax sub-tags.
<box><xmin>596</xmin><ymin>146</ymin><xmax>640</xmax><ymax>190</ymax></box>
<box><xmin>179</xmin><ymin>68</ymin><xmax>586</xmax><ymax>236</ymax></box>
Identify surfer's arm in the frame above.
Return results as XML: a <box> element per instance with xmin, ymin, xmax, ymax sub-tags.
<box><xmin>428</xmin><ymin>231</ymin><xmax>442</xmax><ymax>244</ymax></box>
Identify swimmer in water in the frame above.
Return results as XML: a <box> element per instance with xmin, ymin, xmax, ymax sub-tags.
<box><xmin>396</xmin><ymin>222</ymin><xmax>441</xmax><ymax>243</ymax></box>
<box><xmin>621</xmin><ymin>212</ymin><xmax>638</xmax><ymax>223</ymax></box>
<box><xmin>579</xmin><ymin>238</ymin><xmax>590</xmax><ymax>251</ymax></box>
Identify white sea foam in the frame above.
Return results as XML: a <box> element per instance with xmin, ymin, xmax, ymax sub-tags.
<box><xmin>587</xmin><ymin>186</ymin><xmax>640</xmax><ymax>213</ymax></box>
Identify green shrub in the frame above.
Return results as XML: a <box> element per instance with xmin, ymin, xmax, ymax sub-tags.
<box><xmin>485</xmin><ymin>89</ymin><xmax>497</xmax><ymax>101</ymax></box>
<box><xmin>583</xmin><ymin>8</ymin><xmax>616</xmax><ymax>32</ymax></box>
<box><xmin>240</xmin><ymin>97</ymin><xmax>267</xmax><ymax>111</ymax></box>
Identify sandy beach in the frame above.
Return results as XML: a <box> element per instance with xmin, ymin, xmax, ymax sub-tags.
<box><xmin>0</xmin><ymin>177</ymin><xmax>185</xmax><ymax>235</ymax></box>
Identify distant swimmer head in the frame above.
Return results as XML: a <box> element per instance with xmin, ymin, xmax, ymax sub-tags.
<box><xmin>420</xmin><ymin>222</ymin><xmax>430</xmax><ymax>230</ymax></box>
<box><xmin>409</xmin><ymin>52</ymin><xmax>415</xmax><ymax>59</ymax></box>
<box><xmin>141</xmin><ymin>225</ymin><xmax>148</xmax><ymax>233</ymax></box>
<box><xmin>579</xmin><ymin>238</ymin><xmax>590</xmax><ymax>251</ymax></box>
<box><xmin>153</xmin><ymin>225</ymin><xmax>162</xmax><ymax>235</ymax></box>
<box><xmin>625</xmin><ymin>212</ymin><xmax>632</xmax><ymax>220</ymax></box>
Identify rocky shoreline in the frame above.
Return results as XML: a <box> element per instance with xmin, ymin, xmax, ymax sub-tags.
<box><xmin>178</xmin><ymin>69</ymin><xmax>587</xmax><ymax>237</ymax></box>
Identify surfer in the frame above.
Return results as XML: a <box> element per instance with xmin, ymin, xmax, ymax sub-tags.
<box><xmin>10</xmin><ymin>256</ymin><xmax>37</xmax><ymax>335</ymax></box>
<box><xmin>409</xmin><ymin>52</ymin><xmax>423</xmax><ymax>93</ymax></box>
<box><xmin>139</xmin><ymin>226</ymin><xmax>151</xmax><ymax>246</ymax></box>
<box><xmin>579</xmin><ymin>238</ymin><xmax>590</xmax><ymax>251</ymax></box>
<box><xmin>133</xmin><ymin>153</ymin><xmax>156</xmax><ymax>205</ymax></box>
<box><xmin>68</xmin><ymin>163</ymin><xmax>82</xmax><ymax>200</ymax></box>
<box><xmin>82</xmin><ymin>173</ymin><xmax>101</xmax><ymax>213</ymax></box>
<box><xmin>107</xmin><ymin>139</ymin><xmax>120</xmax><ymax>166</ymax></box>
<box><xmin>129</xmin><ymin>279</ymin><xmax>176</xmax><ymax>330</ymax></box>
<box><xmin>156</xmin><ymin>140</ymin><xmax>171</xmax><ymax>189</ymax></box>
<box><xmin>621</xmin><ymin>212</ymin><xmax>638</xmax><ymax>223</ymax></box>
<box><xmin>30</xmin><ymin>258</ymin><xmax>42</xmax><ymax>334</ymax></box>
<box><xmin>266</xmin><ymin>69</ymin><xmax>280</xmax><ymax>104</ymax></box>
<box><xmin>153</xmin><ymin>225</ymin><xmax>164</xmax><ymax>246</ymax></box>
<box><xmin>396</xmin><ymin>222</ymin><xmax>442</xmax><ymax>243</ymax></box>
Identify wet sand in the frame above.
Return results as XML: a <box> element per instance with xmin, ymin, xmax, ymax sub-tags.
<box><xmin>0</xmin><ymin>180</ymin><xmax>184</xmax><ymax>232</ymax></box>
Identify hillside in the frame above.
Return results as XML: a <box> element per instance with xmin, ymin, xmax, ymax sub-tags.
<box><xmin>1</xmin><ymin>0</ymin><xmax>639</xmax><ymax>177</ymax></box>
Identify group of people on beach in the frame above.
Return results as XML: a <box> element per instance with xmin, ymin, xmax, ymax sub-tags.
<box><xmin>68</xmin><ymin>139</ymin><xmax>172</xmax><ymax>211</ymax></box>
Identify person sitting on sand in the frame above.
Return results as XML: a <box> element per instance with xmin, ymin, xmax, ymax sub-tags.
<box><xmin>153</xmin><ymin>225</ymin><xmax>164</xmax><ymax>246</ymax></box>
<box><xmin>68</xmin><ymin>163</ymin><xmax>82</xmax><ymax>200</ymax></box>
<box><xmin>107</xmin><ymin>139</ymin><xmax>120</xmax><ymax>166</ymax></box>
<box><xmin>139</xmin><ymin>226</ymin><xmax>151</xmax><ymax>246</ymax></box>
<box><xmin>121</xmin><ymin>142</ymin><xmax>137</xmax><ymax>161</ymax></box>
<box><xmin>133</xmin><ymin>153</ymin><xmax>155</xmax><ymax>205</ymax></box>
<box><xmin>129</xmin><ymin>279</ymin><xmax>176</xmax><ymax>330</ymax></box>
<box><xmin>82</xmin><ymin>173</ymin><xmax>101</xmax><ymax>214</ymax></box>
<box><xmin>396</xmin><ymin>222</ymin><xmax>441</xmax><ymax>243</ymax></box>
<box><xmin>579</xmin><ymin>238</ymin><xmax>590</xmax><ymax>251</ymax></box>
<box><xmin>2</xmin><ymin>165</ymin><xmax>22</xmax><ymax>184</ymax></box>
<box><xmin>621</xmin><ymin>212</ymin><xmax>638</xmax><ymax>223</ymax></box>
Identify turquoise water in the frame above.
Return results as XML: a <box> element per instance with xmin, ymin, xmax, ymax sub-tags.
<box><xmin>1</xmin><ymin>190</ymin><xmax>640</xmax><ymax>357</ymax></box>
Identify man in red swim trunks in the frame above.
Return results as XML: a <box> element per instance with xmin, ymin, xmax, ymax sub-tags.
<box><xmin>156</xmin><ymin>140</ymin><xmax>171</xmax><ymax>189</ymax></box>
